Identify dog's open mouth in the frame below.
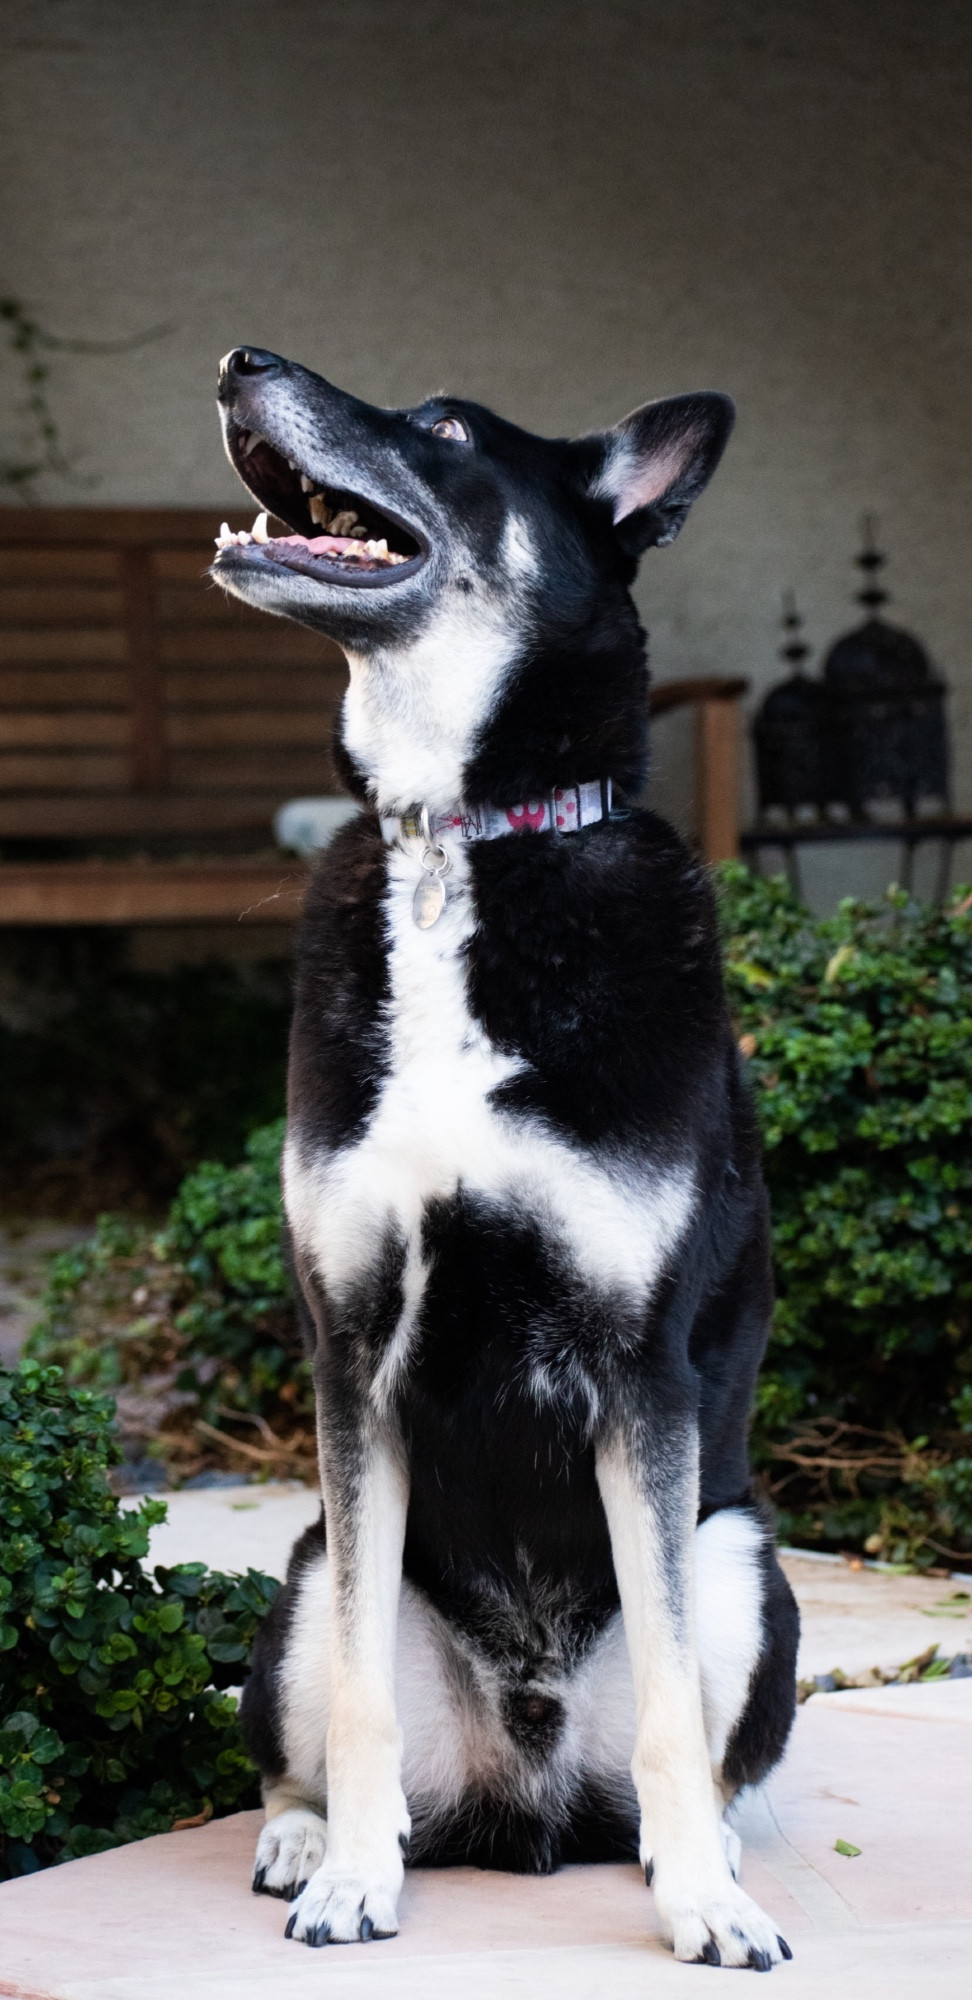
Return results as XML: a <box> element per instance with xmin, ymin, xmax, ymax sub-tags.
<box><xmin>215</xmin><ymin>423</ymin><xmax>426</xmax><ymax>588</ymax></box>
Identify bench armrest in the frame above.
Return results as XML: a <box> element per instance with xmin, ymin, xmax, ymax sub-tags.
<box><xmin>647</xmin><ymin>676</ymin><xmax>749</xmax><ymax>864</ymax></box>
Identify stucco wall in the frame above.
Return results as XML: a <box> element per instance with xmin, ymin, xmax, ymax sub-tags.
<box><xmin>1</xmin><ymin>0</ymin><xmax>970</xmax><ymax>894</ymax></box>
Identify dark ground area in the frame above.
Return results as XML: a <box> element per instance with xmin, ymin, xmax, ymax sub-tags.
<box><xmin>0</xmin><ymin>931</ymin><xmax>291</xmax><ymax>1219</ymax></box>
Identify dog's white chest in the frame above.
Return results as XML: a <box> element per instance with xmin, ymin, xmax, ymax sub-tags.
<box><xmin>284</xmin><ymin>841</ymin><xmax>696</xmax><ymax>1355</ymax></box>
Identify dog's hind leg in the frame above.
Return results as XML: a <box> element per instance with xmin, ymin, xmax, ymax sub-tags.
<box><xmin>696</xmin><ymin>1505</ymin><xmax>799</xmax><ymax>1805</ymax></box>
<box><xmin>572</xmin><ymin>1509</ymin><xmax>796</xmax><ymax>1883</ymax></box>
<box><xmin>243</xmin><ymin>1523</ymin><xmax>475</xmax><ymax>1904</ymax></box>
<box><xmin>695</xmin><ymin>1505</ymin><xmax>799</xmax><ymax>1882</ymax></box>
<box><xmin>596</xmin><ymin>1428</ymin><xmax>790</xmax><ymax>1969</ymax></box>
<box><xmin>238</xmin><ymin>1516</ymin><xmax>331</xmax><ymax>1899</ymax></box>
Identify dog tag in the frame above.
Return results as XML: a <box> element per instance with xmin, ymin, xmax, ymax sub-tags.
<box><xmin>413</xmin><ymin>873</ymin><xmax>446</xmax><ymax>929</ymax></box>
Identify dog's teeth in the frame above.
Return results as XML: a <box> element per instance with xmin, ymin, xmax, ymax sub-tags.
<box><xmin>350</xmin><ymin>524</ymin><xmax>368</xmax><ymax>538</ymax></box>
<box><xmin>237</xmin><ymin>530</ymin><xmax>252</xmax><ymax>544</ymax></box>
<box><xmin>215</xmin><ymin>522</ymin><xmax>234</xmax><ymax>547</ymax></box>
<box><xmin>251</xmin><ymin>512</ymin><xmax>270</xmax><ymax>542</ymax></box>
<box><xmin>308</xmin><ymin>494</ymin><xmax>329</xmax><ymax>526</ymax></box>
<box><xmin>300</xmin><ymin>474</ymin><xmax>314</xmax><ymax>492</ymax></box>
<box><xmin>242</xmin><ymin>431</ymin><xmax>265</xmax><ymax>456</ymax></box>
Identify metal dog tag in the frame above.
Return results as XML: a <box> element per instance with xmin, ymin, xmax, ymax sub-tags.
<box><xmin>413</xmin><ymin>873</ymin><xmax>446</xmax><ymax>929</ymax></box>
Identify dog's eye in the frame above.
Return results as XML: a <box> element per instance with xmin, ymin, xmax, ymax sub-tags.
<box><xmin>430</xmin><ymin>416</ymin><xmax>469</xmax><ymax>443</ymax></box>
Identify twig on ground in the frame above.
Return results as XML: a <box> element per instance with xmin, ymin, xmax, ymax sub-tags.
<box><xmin>193</xmin><ymin>1417</ymin><xmax>313</xmax><ymax>1465</ymax></box>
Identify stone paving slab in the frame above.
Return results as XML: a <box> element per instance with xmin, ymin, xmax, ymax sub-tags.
<box><xmin>133</xmin><ymin>1480</ymin><xmax>321</xmax><ymax>1581</ymax></box>
<box><xmin>2</xmin><ymin>1696</ymin><xmax>970</xmax><ymax>1999</ymax></box>
<box><xmin>810</xmin><ymin>1678</ymin><xmax>972</xmax><ymax>1722</ymax></box>
<box><xmin>780</xmin><ymin>1551</ymin><xmax>971</xmax><ymax>1678</ymax></box>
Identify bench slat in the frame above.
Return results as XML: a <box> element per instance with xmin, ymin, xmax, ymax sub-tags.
<box><xmin>0</xmin><ymin>587</ymin><xmax>126</xmax><ymax>622</ymax></box>
<box><xmin>0</xmin><ymin>712</ymin><xmax>129</xmax><ymax>747</ymax></box>
<box><xmin>0</xmin><ymin>859</ymin><xmax>309</xmax><ymax>925</ymax></box>
<box><xmin>168</xmin><ymin>749</ymin><xmax>335</xmax><ymax>788</ymax></box>
<box><xmin>0</xmin><ymin>509</ymin><xmax>253</xmax><ymax>545</ymax></box>
<box><xmin>165</xmin><ymin>708</ymin><xmax>339</xmax><ymax>749</ymax></box>
<box><xmin>0</xmin><ymin>752</ymin><xmax>129</xmax><ymax>790</ymax></box>
<box><xmin>157</xmin><ymin>627</ymin><xmax>329</xmax><ymax>665</ymax></box>
<box><xmin>0</xmin><ymin>670</ymin><xmax>129</xmax><ymax>706</ymax></box>
<box><xmin>0</xmin><ymin>793</ymin><xmax>302</xmax><ymax>839</ymax></box>
<box><xmin>162</xmin><ymin>668</ymin><xmax>339</xmax><ymax>706</ymax></box>
<box><xmin>0</xmin><ymin>550</ymin><xmax>121</xmax><ymax>583</ymax></box>
<box><xmin>0</xmin><ymin>629</ymin><xmax>127</xmax><ymax>663</ymax></box>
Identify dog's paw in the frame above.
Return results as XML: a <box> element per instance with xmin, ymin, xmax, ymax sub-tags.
<box><xmin>654</xmin><ymin>1875</ymin><xmax>791</xmax><ymax>1970</ymax></box>
<box><xmin>252</xmin><ymin>1807</ymin><xmax>327</xmax><ymax>1901</ymax></box>
<box><xmin>284</xmin><ymin>1861</ymin><xmax>401</xmax><ymax>1945</ymax></box>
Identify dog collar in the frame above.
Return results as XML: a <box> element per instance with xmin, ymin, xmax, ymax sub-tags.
<box><xmin>381</xmin><ymin>780</ymin><xmax>615</xmax><ymax>929</ymax></box>
<box><xmin>380</xmin><ymin>778</ymin><xmax>613</xmax><ymax>851</ymax></box>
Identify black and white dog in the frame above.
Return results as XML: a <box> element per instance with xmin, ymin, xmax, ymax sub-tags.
<box><xmin>212</xmin><ymin>348</ymin><xmax>799</xmax><ymax>1969</ymax></box>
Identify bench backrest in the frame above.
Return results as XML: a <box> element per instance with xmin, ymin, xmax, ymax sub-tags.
<box><xmin>0</xmin><ymin>509</ymin><xmax>347</xmax><ymax>843</ymax></box>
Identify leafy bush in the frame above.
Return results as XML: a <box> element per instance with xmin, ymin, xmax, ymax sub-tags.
<box><xmin>27</xmin><ymin>1122</ymin><xmax>313</xmax><ymax>1480</ymax></box>
<box><xmin>26</xmin><ymin>870</ymin><xmax>972</xmax><ymax>1563</ymax></box>
<box><xmin>719</xmin><ymin>867</ymin><xmax>972</xmax><ymax>1563</ymax></box>
<box><xmin>0</xmin><ymin>1360</ymin><xmax>279</xmax><ymax>1879</ymax></box>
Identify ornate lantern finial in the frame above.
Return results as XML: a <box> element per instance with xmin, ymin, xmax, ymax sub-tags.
<box><xmin>855</xmin><ymin>512</ymin><xmax>889</xmax><ymax>615</ymax></box>
<box><xmin>752</xmin><ymin>592</ymin><xmax>829</xmax><ymax>815</ymax></box>
<box><xmin>780</xmin><ymin>587</ymin><xmax>810</xmax><ymax>668</ymax></box>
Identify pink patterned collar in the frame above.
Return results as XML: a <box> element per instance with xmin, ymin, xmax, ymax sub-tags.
<box><xmin>381</xmin><ymin>779</ymin><xmax>613</xmax><ymax>848</ymax></box>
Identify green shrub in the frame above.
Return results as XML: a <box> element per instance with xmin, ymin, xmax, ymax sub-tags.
<box><xmin>0</xmin><ymin>1359</ymin><xmax>278</xmax><ymax>1879</ymax></box>
<box><xmin>26</xmin><ymin>871</ymin><xmax>972</xmax><ymax>1564</ymax></box>
<box><xmin>27</xmin><ymin>1121</ymin><xmax>312</xmax><ymax>1477</ymax></box>
<box><xmin>719</xmin><ymin>866</ymin><xmax>972</xmax><ymax>1563</ymax></box>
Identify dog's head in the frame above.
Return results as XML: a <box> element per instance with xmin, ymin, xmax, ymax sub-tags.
<box><xmin>214</xmin><ymin>348</ymin><xmax>733</xmax><ymax>812</ymax></box>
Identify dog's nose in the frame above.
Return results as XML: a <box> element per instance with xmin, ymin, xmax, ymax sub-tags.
<box><xmin>218</xmin><ymin>347</ymin><xmax>285</xmax><ymax>397</ymax></box>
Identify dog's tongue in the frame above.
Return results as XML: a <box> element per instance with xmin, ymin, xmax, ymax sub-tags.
<box><xmin>275</xmin><ymin>533</ymin><xmax>361</xmax><ymax>556</ymax></box>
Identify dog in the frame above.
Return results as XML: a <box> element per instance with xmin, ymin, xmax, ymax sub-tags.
<box><xmin>212</xmin><ymin>347</ymin><xmax>799</xmax><ymax>1969</ymax></box>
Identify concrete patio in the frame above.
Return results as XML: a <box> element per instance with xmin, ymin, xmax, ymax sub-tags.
<box><xmin>1</xmin><ymin>1485</ymin><xmax>970</xmax><ymax>1998</ymax></box>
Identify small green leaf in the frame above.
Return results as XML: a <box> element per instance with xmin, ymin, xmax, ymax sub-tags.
<box><xmin>825</xmin><ymin>944</ymin><xmax>856</xmax><ymax>984</ymax></box>
<box><xmin>835</xmin><ymin>1839</ymin><xmax>862</xmax><ymax>1858</ymax></box>
<box><xmin>728</xmin><ymin>958</ymin><xmax>774</xmax><ymax>989</ymax></box>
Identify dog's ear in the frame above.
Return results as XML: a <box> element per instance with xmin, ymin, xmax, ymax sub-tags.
<box><xmin>587</xmin><ymin>393</ymin><xmax>735</xmax><ymax>554</ymax></box>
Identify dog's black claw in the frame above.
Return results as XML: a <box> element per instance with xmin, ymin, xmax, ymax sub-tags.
<box><xmin>748</xmin><ymin>1947</ymin><xmax>773</xmax><ymax>1972</ymax></box>
<box><xmin>284</xmin><ymin>1913</ymin><xmax>297</xmax><ymax>1940</ymax></box>
<box><xmin>644</xmin><ymin>1860</ymin><xmax>654</xmax><ymax>1887</ymax></box>
<box><xmin>309</xmin><ymin>1921</ymin><xmax>331</xmax><ymax>1948</ymax></box>
<box><xmin>252</xmin><ymin>1867</ymin><xmax>266</xmax><ymax>1895</ymax></box>
<box><xmin>399</xmin><ymin>1831</ymin><xmax>410</xmax><ymax>1859</ymax></box>
<box><xmin>778</xmin><ymin>1936</ymin><xmax>793</xmax><ymax>1961</ymax></box>
<box><xmin>698</xmin><ymin>1938</ymin><xmax>721</xmax><ymax>1966</ymax></box>
<box><xmin>294</xmin><ymin>1879</ymin><xmax>308</xmax><ymax>1899</ymax></box>
<box><xmin>360</xmin><ymin>1915</ymin><xmax>374</xmax><ymax>1941</ymax></box>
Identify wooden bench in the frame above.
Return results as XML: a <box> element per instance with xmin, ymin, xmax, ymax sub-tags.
<box><xmin>0</xmin><ymin>508</ymin><xmax>746</xmax><ymax>924</ymax></box>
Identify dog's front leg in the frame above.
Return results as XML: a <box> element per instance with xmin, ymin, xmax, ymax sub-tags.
<box><xmin>285</xmin><ymin>1426</ymin><xmax>410</xmax><ymax>1946</ymax></box>
<box><xmin>596</xmin><ymin>1425</ymin><xmax>789</xmax><ymax>1970</ymax></box>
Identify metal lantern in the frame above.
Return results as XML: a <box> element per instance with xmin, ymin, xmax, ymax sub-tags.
<box><xmin>753</xmin><ymin>594</ymin><xmax>830</xmax><ymax>814</ymax></box>
<box><xmin>822</xmin><ymin>520</ymin><xmax>949</xmax><ymax>818</ymax></box>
